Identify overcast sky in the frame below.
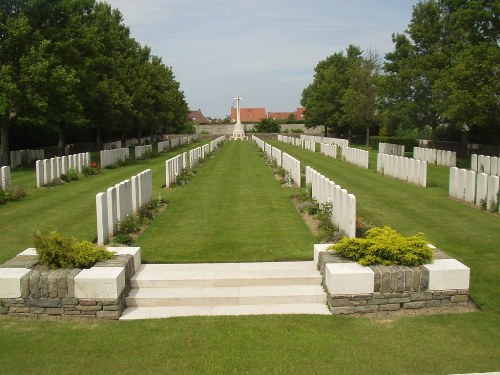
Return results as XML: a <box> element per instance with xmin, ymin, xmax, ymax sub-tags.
<box><xmin>104</xmin><ymin>0</ymin><xmax>419</xmax><ymax>118</ymax></box>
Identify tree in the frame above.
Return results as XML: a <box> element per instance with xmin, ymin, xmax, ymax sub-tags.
<box><xmin>341</xmin><ymin>50</ymin><xmax>381</xmax><ymax>145</ymax></box>
<box><xmin>382</xmin><ymin>0</ymin><xmax>500</xmax><ymax>145</ymax></box>
<box><xmin>301</xmin><ymin>45</ymin><xmax>379</xmax><ymax>141</ymax></box>
<box><xmin>0</xmin><ymin>0</ymin><xmax>32</xmax><ymax>165</ymax></box>
<box><xmin>255</xmin><ymin>118</ymin><xmax>281</xmax><ymax>133</ymax></box>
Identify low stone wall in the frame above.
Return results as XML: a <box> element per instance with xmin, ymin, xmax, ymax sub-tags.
<box><xmin>315</xmin><ymin>244</ymin><xmax>470</xmax><ymax>315</ymax></box>
<box><xmin>0</xmin><ymin>248</ymin><xmax>139</xmax><ymax>320</ymax></box>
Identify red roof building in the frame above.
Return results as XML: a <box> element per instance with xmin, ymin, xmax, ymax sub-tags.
<box><xmin>188</xmin><ymin>109</ymin><xmax>209</xmax><ymax>124</ymax></box>
<box><xmin>268</xmin><ymin>112</ymin><xmax>294</xmax><ymax>121</ymax></box>
<box><xmin>230</xmin><ymin>107</ymin><xmax>267</xmax><ymax>123</ymax></box>
<box><xmin>295</xmin><ymin>107</ymin><xmax>305</xmax><ymax>121</ymax></box>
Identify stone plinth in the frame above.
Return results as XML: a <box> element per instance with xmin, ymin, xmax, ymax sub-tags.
<box><xmin>325</xmin><ymin>262</ymin><xmax>374</xmax><ymax>295</ymax></box>
<box><xmin>424</xmin><ymin>259</ymin><xmax>470</xmax><ymax>290</ymax></box>
<box><xmin>0</xmin><ymin>268</ymin><xmax>31</xmax><ymax>298</ymax></box>
<box><xmin>74</xmin><ymin>267</ymin><xmax>126</xmax><ymax>299</ymax></box>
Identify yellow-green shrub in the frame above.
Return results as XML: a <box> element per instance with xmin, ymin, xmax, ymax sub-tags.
<box><xmin>329</xmin><ymin>226</ymin><xmax>433</xmax><ymax>266</ymax></box>
<box><xmin>33</xmin><ymin>230</ymin><xmax>114</xmax><ymax>269</ymax></box>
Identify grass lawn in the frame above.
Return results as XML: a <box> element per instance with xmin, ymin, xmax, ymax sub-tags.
<box><xmin>0</xmin><ymin>141</ymin><xmax>206</xmax><ymax>264</ymax></box>
<box><xmin>136</xmin><ymin>140</ymin><xmax>315</xmax><ymax>263</ymax></box>
<box><xmin>1</xmin><ymin>138</ymin><xmax>499</xmax><ymax>374</ymax></box>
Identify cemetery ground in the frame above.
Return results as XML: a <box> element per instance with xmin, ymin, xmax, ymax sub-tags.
<box><xmin>1</xmin><ymin>139</ymin><xmax>499</xmax><ymax>374</ymax></box>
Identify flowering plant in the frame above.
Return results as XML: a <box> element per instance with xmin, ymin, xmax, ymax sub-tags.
<box><xmin>356</xmin><ymin>217</ymin><xmax>375</xmax><ymax>238</ymax></box>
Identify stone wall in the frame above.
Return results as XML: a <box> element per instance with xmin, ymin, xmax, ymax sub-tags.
<box><xmin>316</xmin><ymin>247</ymin><xmax>470</xmax><ymax>315</ymax></box>
<box><xmin>195</xmin><ymin>123</ymin><xmax>325</xmax><ymax>135</ymax></box>
<box><xmin>0</xmin><ymin>248</ymin><xmax>137</xmax><ymax>320</ymax></box>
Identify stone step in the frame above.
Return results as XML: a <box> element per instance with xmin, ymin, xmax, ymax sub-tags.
<box><xmin>120</xmin><ymin>303</ymin><xmax>331</xmax><ymax>320</ymax></box>
<box><xmin>131</xmin><ymin>261</ymin><xmax>321</xmax><ymax>288</ymax></box>
<box><xmin>126</xmin><ymin>285</ymin><xmax>327</xmax><ymax>307</ymax></box>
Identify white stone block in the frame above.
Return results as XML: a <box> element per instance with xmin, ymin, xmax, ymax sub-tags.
<box><xmin>491</xmin><ymin>157</ymin><xmax>498</xmax><ymax>177</ymax></box>
<box><xmin>465</xmin><ymin>170</ymin><xmax>476</xmax><ymax>204</ymax></box>
<box><xmin>18</xmin><ymin>248</ymin><xmax>37</xmax><ymax>256</ymax></box>
<box><xmin>486</xmin><ymin>175</ymin><xmax>499</xmax><ymax>210</ymax></box>
<box><xmin>50</xmin><ymin>158</ymin><xmax>57</xmax><ymax>181</ymax></box>
<box><xmin>484</xmin><ymin>156</ymin><xmax>491</xmax><ymax>175</ymax></box>
<box><xmin>424</xmin><ymin>259</ymin><xmax>470</xmax><ymax>291</ymax></box>
<box><xmin>43</xmin><ymin>159</ymin><xmax>50</xmax><ymax>185</ymax></box>
<box><xmin>74</xmin><ymin>266</ymin><xmax>126</xmax><ymax>299</ymax></box>
<box><xmin>107</xmin><ymin>247</ymin><xmax>141</xmax><ymax>272</ymax></box>
<box><xmin>96</xmin><ymin>192</ymin><xmax>109</xmax><ymax>245</ymax></box>
<box><xmin>313</xmin><ymin>244</ymin><xmax>333</xmax><ymax>266</ymax></box>
<box><xmin>1</xmin><ymin>166</ymin><xmax>11</xmax><ymax>190</ymax></box>
<box><xmin>476</xmin><ymin>173</ymin><xmax>488</xmax><ymax>206</ymax></box>
<box><xmin>0</xmin><ymin>268</ymin><xmax>31</xmax><ymax>298</ymax></box>
<box><xmin>471</xmin><ymin>154</ymin><xmax>478</xmax><ymax>172</ymax></box>
<box><xmin>325</xmin><ymin>262</ymin><xmax>374</xmax><ymax>295</ymax></box>
<box><xmin>107</xmin><ymin>186</ymin><xmax>117</xmax><ymax>238</ymax></box>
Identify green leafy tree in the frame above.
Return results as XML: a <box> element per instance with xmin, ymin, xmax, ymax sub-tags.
<box><xmin>0</xmin><ymin>0</ymin><xmax>32</xmax><ymax>165</ymax></box>
<box><xmin>255</xmin><ymin>118</ymin><xmax>281</xmax><ymax>133</ymax></box>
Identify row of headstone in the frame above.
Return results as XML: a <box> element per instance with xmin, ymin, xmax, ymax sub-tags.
<box><xmin>300</xmin><ymin>135</ymin><xmax>349</xmax><ymax>148</ymax></box>
<box><xmin>157</xmin><ymin>140</ymin><xmax>169</xmax><ymax>154</ymax></box>
<box><xmin>0</xmin><ymin>166</ymin><xmax>11</xmax><ymax>190</ymax></box>
<box><xmin>103</xmin><ymin>141</ymin><xmax>122</xmax><ymax>150</ymax></box>
<box><xmin>165</xmin><ymin>153</ymin><xmax>188</xmax><ymax>188</ymax></box>
<box><xmin>100</xmin><ymin>148</ymin><xmax>130</xmax><ymax>169</ymax></box>
<box><xmin>377</xmin><ymin>154</ymin><xmax>427</xmax><ymax>187</ymax></box>
<box><xmin>303</xmin><ymin>140</ymin><xmax>316</xmax><ymax>152</ymax></box>
<box><xmin>379</xmin><ymin>142</ymin><xmax>405</xmax><ymax>156</ymax></box>
<box><xmin>305</xmin><ymin>166</ymin><xmax>356</xmax><ymax>238</ymax></box>
<box><xmin>413</xmin><ymin>147</ymin><xmax>456</xmax><ymax>167</ymax></box>
<box><xmin>96</xmin><ymin>169</ymin><xmax>153</xmax><ymax>245</ymax></box>
<box><xmin>189</xmin><ymin>144</ymin><xmax>209</xmax><ymax>168</ymax></box>
<box><xmin>209</xmin><ymin>136</ymin><xmax>225</xmax><ymax>153</ymax></box>
<box><xmin>35</xmin><ymin>152</ymin><xmax>90</xmax><ymax>188</ymax></box>
<box><xmin>135</xmin><ymin>145</ymin><xmax>153</xmax><ymax>160</ymax></box>
<box><xmin>341</xmin><ymin>147</ymin><xmax>369</xmax><ymax>169</ymax></box>
<box><xmin>282</xmin><ymin>153</ymin><xmax>301</xmax><ymax>187</ymax></box>
<box><xmin>449</xmin><ymin>167</ymin><xmax>500</xmax><ymax>211</ymax></box>
<box><xmin>125</xmin><ymin>139</ymin><xmax>139</xmax><ymax>148</ymax></box>
<box><xmin>320</xmin><ymin>143</ymin><xmax>338</xmax><ymax>159</ymax></box>
<box><xmin>271</xmin><ymin>146</ymin><xmax>282</xmax><ymax>167</ymax></box>
<box><xmin>471</xmin><ymin>154</ymin><xmax>500</xmax><ymax>176</ymax></box>
<box><xmin>10</xmin><ymin>149</ymin><xmax>44</xmax><ymax>169</ymax></box>
<box><xmin>253</xmin><ymin>135</ymin><xmax>301</xmax><ymax>187</ymax></box>
<box><xmin>140</xmin><ymin>137</ymin><xmax>151</xmax><ymax>145</ymax></box>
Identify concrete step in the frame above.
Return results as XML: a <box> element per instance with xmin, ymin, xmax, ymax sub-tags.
<box><xmin>120</xmin><ymin>303</ymin><xmax>331</xmax><ymax>320</ymax></box>
<box><xmin>131</xmin><ymin>261</ymin><xmax>321</xmax><ymax>288</ymax></box>
<box><xmin>125</xmin><ymin>285</ymin><xmax>327</xmax><ymax>307</ymax></box>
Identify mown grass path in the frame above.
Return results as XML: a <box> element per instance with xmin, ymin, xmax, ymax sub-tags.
<box><xmin>137</xmin><ymin>140</ymin><xmax>315</xmax><ymax>263</ymax></box>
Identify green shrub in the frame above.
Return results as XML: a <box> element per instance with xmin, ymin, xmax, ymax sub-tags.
<box><xmin>329</xmin><ymin>226</ymin><xmax>433</xmax><ymax>266</ymax></box>
<box><xmin>255</xmin><ymin>118</ymin><xmax>281</xmax><ymax>133</ymax></box>
<box><xmin>0</xmin><ymin>186</ymin><xmax>27</xmax><ymax>204</ymax></box>
<box><xmin>32</xmin><ymin>230</ymin><xmax>114</xmax><ymax>269</ymax></box>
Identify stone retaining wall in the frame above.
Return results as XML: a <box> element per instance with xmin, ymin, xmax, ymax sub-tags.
<box><xmin>0</xmin><ymin>248</ymin><xmax>137</xmax><ymax>320</ymax></box>
<box><xmin>316</xmin><ymin>245</ymin><xmax>470</xmax><ymax>315</ymax></box>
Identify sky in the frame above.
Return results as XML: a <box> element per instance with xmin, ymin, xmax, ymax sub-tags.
<box><xmin>104</xmin><ymin>0</ymin><xmax>419</xmax><ymax>119</ymax></box>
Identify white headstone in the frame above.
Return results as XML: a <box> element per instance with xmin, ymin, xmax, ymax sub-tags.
<box><xmin>96</xmin><ymin>192</ymin><xmax>109</xmax><ymax>245</ymax></box>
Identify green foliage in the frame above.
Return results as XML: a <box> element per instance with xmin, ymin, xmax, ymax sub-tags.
<box><xmin>0</xmin><ymin>186</ymin><xmax>26</xmax><ymax>205</ymax></box>
<box><xmin>255</xmin><ymin>118</ymin><xmax>281</xmax><ymax>133</ymax></box>
<box><xmin>32</xmin><ymin>229</ymin><xmax>113</xmax><ymax>269</ymax></box>
<box><xmin>60</xmin><ymin>168</ymin><xmax>79</xmax><ymax>182</ymax></box>
<box><xmin>330</xmin><ymin>226</ymin><xmax>433</xmax><ymax>266</ymax></box>
<box><xmin>290</xmin><ymin>128</ymin><xmax>304</xmax><ymax>133</ymax></box>
<box><xmin>117</xmin><ymin>215</ymin><xmax>142</xmax><ymax>235</ymax></box>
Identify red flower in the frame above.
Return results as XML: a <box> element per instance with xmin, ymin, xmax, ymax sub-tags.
<box><xmin>91</xmin><ymin>161</ymin><xmax>97</xmax><ymax>168</ymax></box>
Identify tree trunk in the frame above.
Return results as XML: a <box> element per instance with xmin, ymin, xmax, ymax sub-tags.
<box><xmin>430</xmin><ymin>124</ymin><xmax>437</xmax><ymax>148</ymax></box>
<box><xmin>57</xmin><ymin>127</ymin><xmax>65</xmax><ymax>156</ymax></box>
<box><xmin>366</xmin><ymin>124</ymin><xmax>370</xmax><ymax>146</ymax></box>
<box><xmin>137</xmin><ymin>128</ymin><xmax>142</xmax><ymax>140</ymax></box>
<box><xmin>96</xmin><ymin>124</ymin><xmax>103</xmax><ymax>151</ymax></box>
<box><xmin>323</xmin><ymin>125</ymin><xmax>327</xmax><ymax>137</ymax></box>
<box><xmin>0</xmin><ymin>122</ymin><xmax>10</xmax><ymax>166</ymax></box>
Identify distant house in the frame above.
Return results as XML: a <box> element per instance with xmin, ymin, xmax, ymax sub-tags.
<box><xmin>268</xmin><ymin>112</ymin><xmax>294</xmax><ymax>121</ymax></box>
<box><xmin>188</xmin><ymin>109</ymin><xmax>209</xmax><ymax>124</ymax></box>
<box><xmin>230</xmin><ymin>107</ymin><xmax>267</xmax><ymax>123</ymax></box>
<box><xmin>295</xmin><ymin>107</ymin><xmax>305</xmax><ymax>121</ymax></box>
